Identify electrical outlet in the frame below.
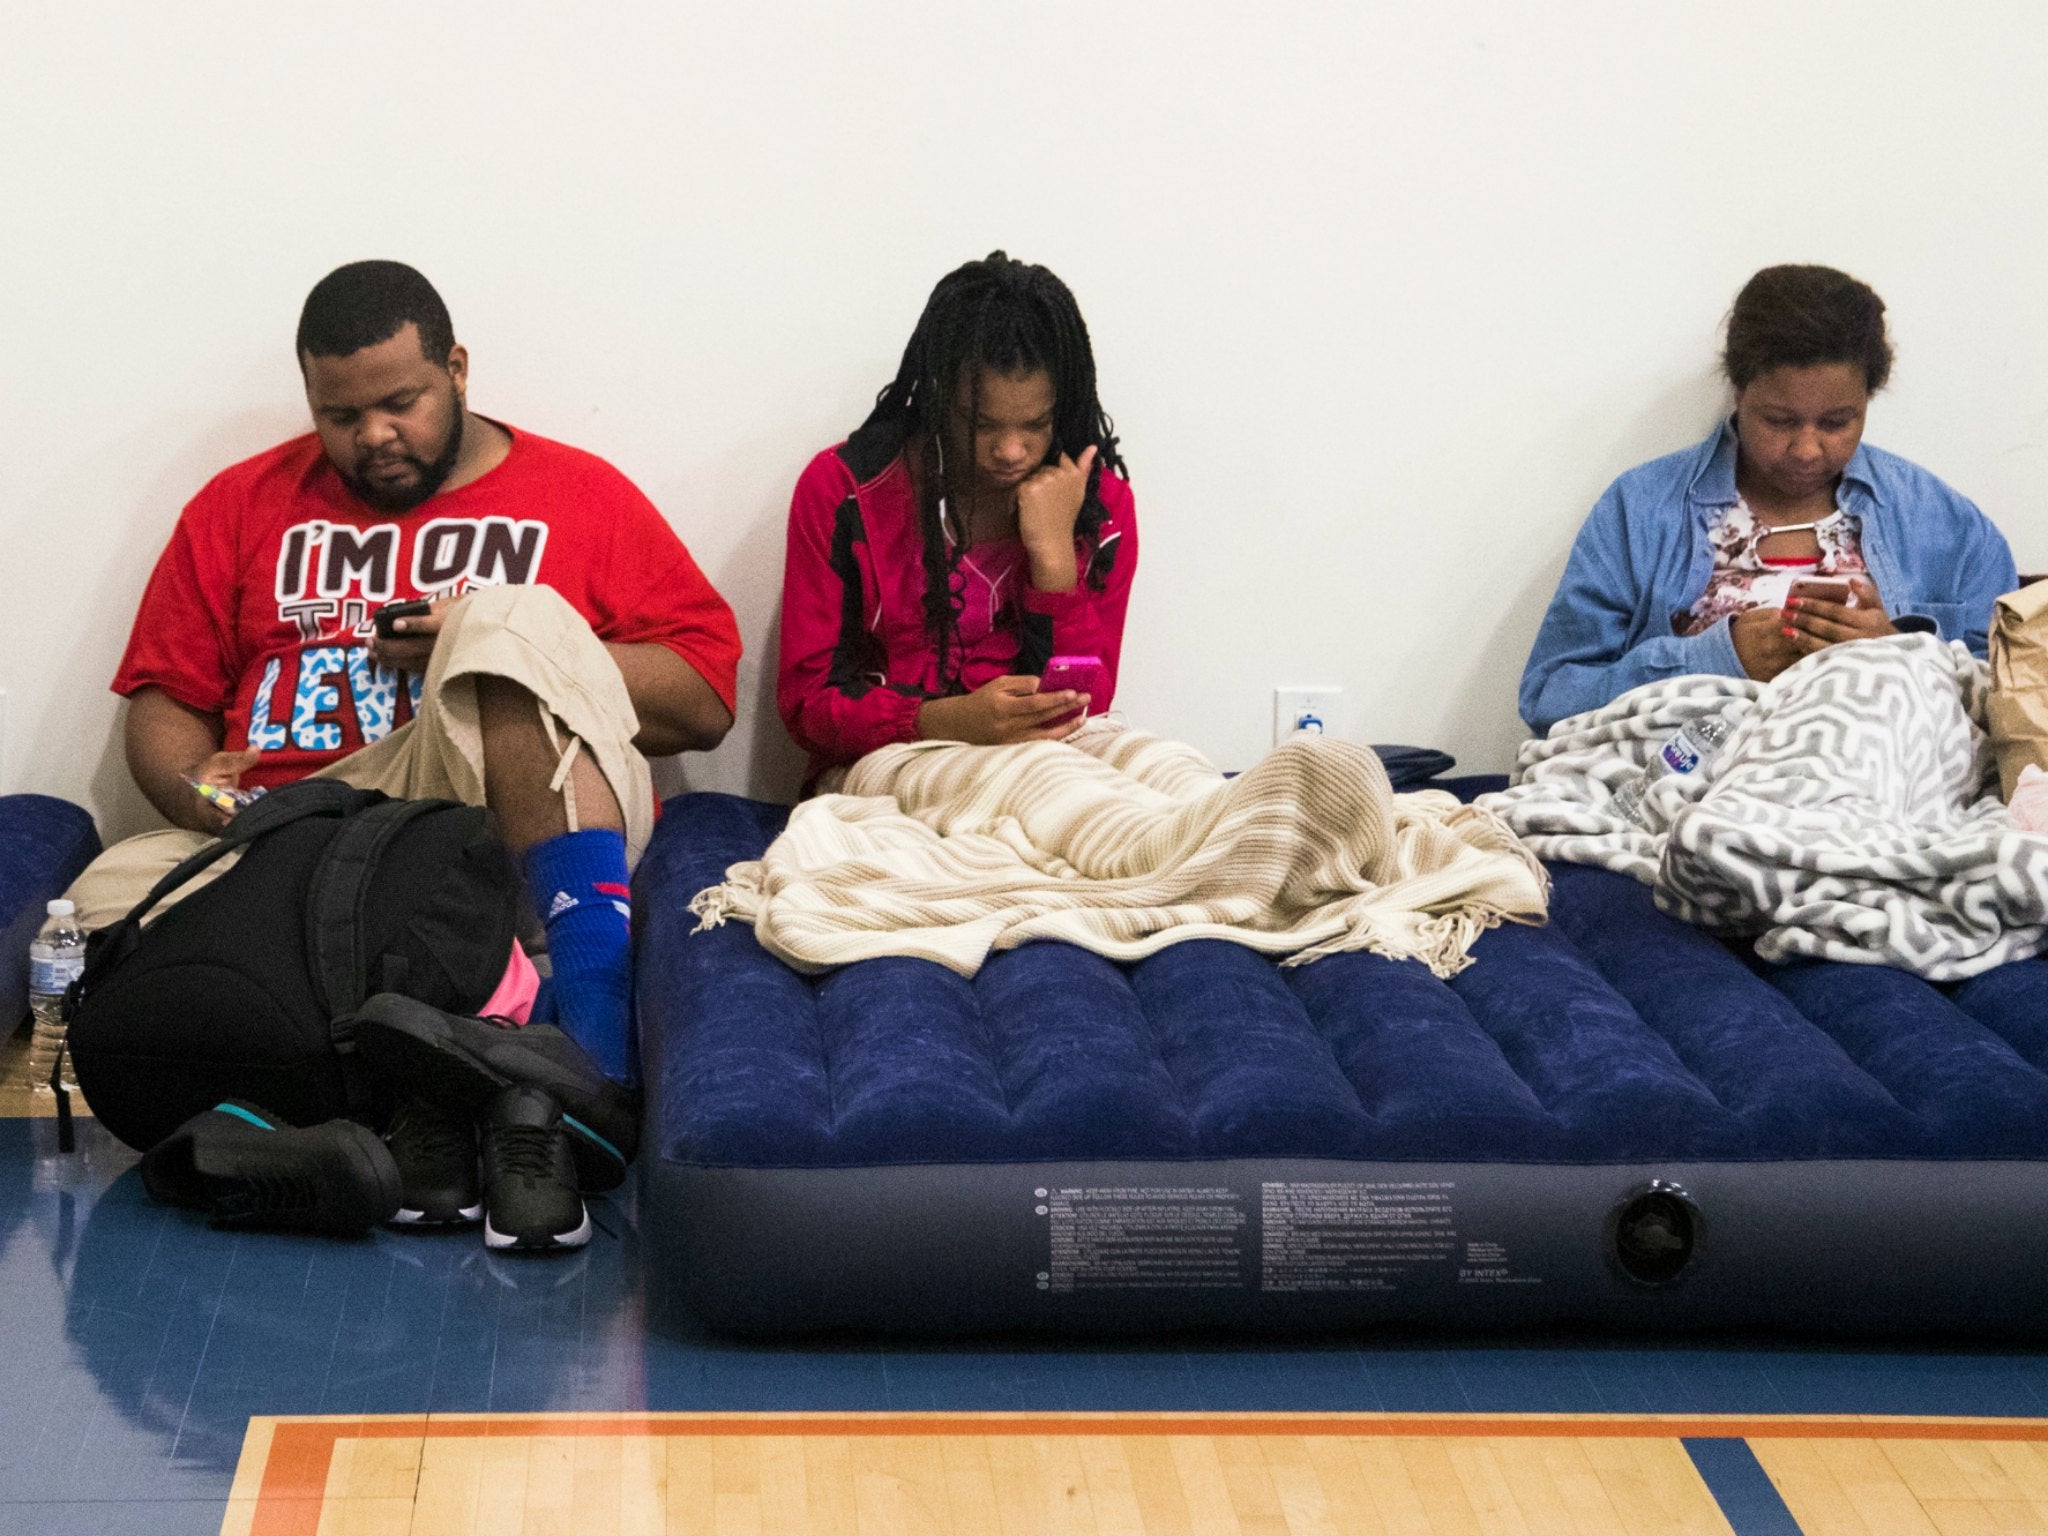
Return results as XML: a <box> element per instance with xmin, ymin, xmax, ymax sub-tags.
<box><xmin>1273</xmin><ymin>686</ymin><xmax>1343</xmax><ymax>746</ymax></box>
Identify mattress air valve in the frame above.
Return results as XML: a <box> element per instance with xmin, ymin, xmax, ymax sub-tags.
<box><xmin>1608</xmin><ymin>1180</ymin><xmax>1701</xmax><ymax>1286</ymax></box>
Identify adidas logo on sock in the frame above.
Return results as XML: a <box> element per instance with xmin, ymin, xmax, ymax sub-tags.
<box><xmin>548</xmin><ymin>890</ymin><xmax>577</xmax><ymax>919</ymax></box>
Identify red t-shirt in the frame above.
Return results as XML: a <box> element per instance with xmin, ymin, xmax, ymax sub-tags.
<box><xmin>113</xmin><ymin>425</ymin><xmax>741</xmax><ymax>790</ymax></box>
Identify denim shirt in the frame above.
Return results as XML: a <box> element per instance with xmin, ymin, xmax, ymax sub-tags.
<box><xmin>1518</xmin><ymin>419</ymin><xmax>2018</xmax><ymax>735</ymax></box>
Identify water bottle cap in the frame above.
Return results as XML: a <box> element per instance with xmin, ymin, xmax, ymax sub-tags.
<box><xmin>46</xmin><ymin>899</ymin><xmax>74</xmax><ymax>917</ymax></box>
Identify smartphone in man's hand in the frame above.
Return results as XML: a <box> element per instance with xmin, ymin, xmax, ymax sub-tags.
<box><xmin>374</xmin><ymin>598</ymin><xmax>434</xmax><ymax>638</ymax></box>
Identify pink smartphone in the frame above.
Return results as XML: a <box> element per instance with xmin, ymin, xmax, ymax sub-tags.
<box><xmin>1038</xmin><ymin>654</ymin><xmax>1104</xmax><ymax>727</ymax></box>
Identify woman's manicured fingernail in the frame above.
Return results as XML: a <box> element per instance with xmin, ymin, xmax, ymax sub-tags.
<box><xmin>1781</xmin><ymin>627</ymin><xmax>1796</xmax><ymax>638</ymax></box>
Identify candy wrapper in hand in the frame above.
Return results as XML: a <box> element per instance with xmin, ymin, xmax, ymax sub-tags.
<box><xmin>184</xmin><ymin>778</ymin><xmax>267</xmax><ymax>820</ymax></box>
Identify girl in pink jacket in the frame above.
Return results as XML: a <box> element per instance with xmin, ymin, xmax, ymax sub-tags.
<box><xmin>777</xmin><ymin>251</ymin><xmax>1138</xmax><ymax>784</ymax></box>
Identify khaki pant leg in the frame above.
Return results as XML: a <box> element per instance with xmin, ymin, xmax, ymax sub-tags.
<box><xmin>64</xmin><ymin>828</ymin><xmax>222</xmax><ymax>932</ymax></box>
<box><xmin>69</xmin><ymin>585</ymin><xmax>652</xmax><ymax>932</ymax></box>
<box><xmin>319</xmin><ymin>583</ymin><xmax>655</xmax><ymax>867</ymax></box>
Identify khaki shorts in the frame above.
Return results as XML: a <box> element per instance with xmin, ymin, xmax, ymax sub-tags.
<box><xmin>69</xmin><ymin>584</ymin><xmax>653</xmax><ymax>931</ymax></box>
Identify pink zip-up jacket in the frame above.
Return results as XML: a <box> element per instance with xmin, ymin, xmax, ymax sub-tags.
<box><xmin>777</xmin><ymin>421</ymin><xmax>1138</xmax><ymax>779</ymax></box>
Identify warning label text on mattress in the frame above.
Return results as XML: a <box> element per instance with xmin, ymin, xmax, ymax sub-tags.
<box><xmin>1259</xmin><ymin>1181</ymin><xmax>1458</xmax><ymax>1292</ymax></box>
<box><xmin>1037</xmin><ymin>1186</ymin><xmax>1247</xmax><ymax>1293</ymax></box>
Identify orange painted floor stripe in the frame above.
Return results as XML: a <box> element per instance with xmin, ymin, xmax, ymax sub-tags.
<box><xmin>239</xmin><ymin>1408</ymin><xmax>2048</xmax><ymax>1534</ymax></box>
<box><xmin>284</xmin><ymin>1409</ymin><xmax>2048</xmax><ymax>1441</ymax></box>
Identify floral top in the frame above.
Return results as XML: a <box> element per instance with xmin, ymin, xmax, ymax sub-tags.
<box><xmin>1680</xmin><ymin>501</ymin><xmax>1867</xmax><ymax>636</ymax></box>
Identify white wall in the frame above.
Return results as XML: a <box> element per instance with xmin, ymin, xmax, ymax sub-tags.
<box><xmin>5</xmin><ymin>3</ymin><xmax>2045</xmax><ymax>839</ymax></box>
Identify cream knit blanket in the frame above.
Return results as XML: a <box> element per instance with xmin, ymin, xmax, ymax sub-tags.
<box><xmin>689</xmin><ymin>723</ymin><xmax>1548</xmax><ymax>977</ymax></box>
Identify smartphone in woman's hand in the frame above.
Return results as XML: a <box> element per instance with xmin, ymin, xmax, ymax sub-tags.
<box><xmin>1787</xmin><ymin>576</ymin><xmax>1853</xmax><ymax>608</ymax></box>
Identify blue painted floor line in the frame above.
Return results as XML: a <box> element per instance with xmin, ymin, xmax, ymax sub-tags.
<box><xmin>1683</xmin><ymin>1437</ymin><xmax>1804</xmax><ymax>1535</ymax></box>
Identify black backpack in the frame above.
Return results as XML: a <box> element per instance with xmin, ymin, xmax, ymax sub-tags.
<box><xmin>63</xmin><ymin>779</ymin><xmax>520</xmax><ymax>1152</ymax></box>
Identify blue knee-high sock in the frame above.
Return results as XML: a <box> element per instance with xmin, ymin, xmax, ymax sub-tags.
<box><xmin>523</xmin><ymin>829</ymin><xmax>634</xmax><ymax>1084</ymax></box>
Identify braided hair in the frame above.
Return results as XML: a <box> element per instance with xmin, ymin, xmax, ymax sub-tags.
<box><xmin>853</xmin><ymin>251</ymin><xmax>1125</xmax><ymax>694</ymax></box>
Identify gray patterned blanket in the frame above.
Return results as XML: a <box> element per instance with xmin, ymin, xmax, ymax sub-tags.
<box><xmin>1480</xmin><ymin>634</ymin><xmax>2048</xmax><ymax>978</ymax></box>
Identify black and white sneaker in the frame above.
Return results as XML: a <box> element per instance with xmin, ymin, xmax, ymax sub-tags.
<box><xmin>141</xmin><ymin>1101</ymin><xmax>401</xmax><ymax>1235</ymax></box>
<box><xmin>383</xmin><ymin>1098</ymin><xmax>482</xmax><ymax>1225</ymax></box>
<box><xmin>481</xmin><ymin>1087</ymin><xmax>590</xmax><ymax>1251</ymax></box>
<box><xmin>347</xmin><ymin>994</ymin><xmax>637</xmax><ymax>1192</ymax></box>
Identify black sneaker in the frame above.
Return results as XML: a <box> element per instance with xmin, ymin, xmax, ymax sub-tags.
<box><xmin>481</xmin><ymin>1087</ymin><xmax>590</xmax><ymax>1251</ymax></box>
<box><xmin>383</xmin><ymin>1098</ymin><xmax>481</xmax><ymax>1225</ymax></box>
<box><xmin>141</xmin><ymin>1101</ymin><xmax>401</xmax><ymax>1235</ymax></box>
<box><xmin>347</xmin><ymin>994</ymin><xmax>637</xmax><ymax>1192</ymax></box>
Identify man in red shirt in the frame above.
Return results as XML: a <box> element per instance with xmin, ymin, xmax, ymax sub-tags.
<box><xmin>77</xmin><ymin>261</ymin><xmax>741</xmax><ymax>1249</ymax></box>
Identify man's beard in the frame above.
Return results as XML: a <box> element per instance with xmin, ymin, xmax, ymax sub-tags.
<box><xmin>342</xmin><ymin>400</ymin><xmax>466</xmax><ymax>512</ymax></box>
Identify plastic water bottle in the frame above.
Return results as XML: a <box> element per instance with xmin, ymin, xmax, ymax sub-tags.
<box><xmin>26</xmin><ymin>899</ymin><xmax>85</xmax><ymax>1095</ymax></box>
<box><xmin>1610</xmin><ymin>711</ymin><xmax>1737</xmax><ymax>829</ymax></box>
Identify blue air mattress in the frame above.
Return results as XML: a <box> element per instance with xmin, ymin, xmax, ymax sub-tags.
<box><xmin>636</xmin><ymin>789</ymin><xmax>2048</xmax><ymax>1337</ymax></box>
<box><xmin>0</xmin><ymin>795</ymin><xmax>101</xmax><ymax>1030</ymax></box>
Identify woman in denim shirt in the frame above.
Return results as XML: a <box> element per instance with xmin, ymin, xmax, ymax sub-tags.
<box><xmin>1519</xmin><ymin>265</ymin><xmax>2017</xmax><ymax>736</ymax></box>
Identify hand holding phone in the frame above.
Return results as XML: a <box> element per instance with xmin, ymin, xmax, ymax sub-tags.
<box><xmin>1786</xmin><ymin>577</ymin><xmax>1853</xmax><ymax>608</ymax></box>
<box><xmin>372</xmin><ymin>597</ymin><xmax>444</xmax><ymax>674</ymax></box>
<box><xmin>1782</xmin><ymin>572</ymin><xmax>1897</xmax><ymax>654</ymax></box>
<box><xmin>1037</xmin><ymin>654</ymin><xmax>1104</xmax><ymax>729</ymax></box>
<box><xmin>374</xmin><ymin>598</ymin><xmax>434</xmax><ymax>638</ymax></box>
<box><xmin>916</xmin><ymin>676</ymin><xmax>1092</xmax><ymax>745</ymax></box>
